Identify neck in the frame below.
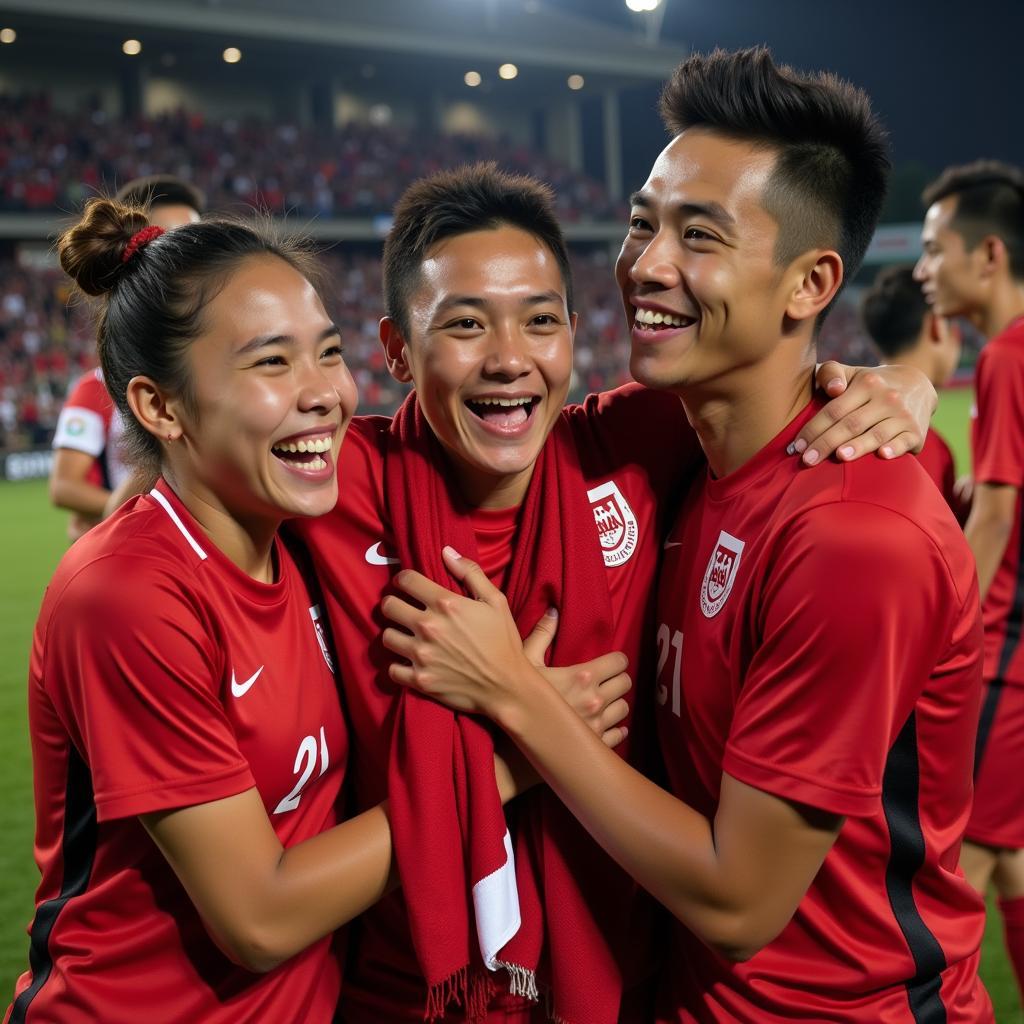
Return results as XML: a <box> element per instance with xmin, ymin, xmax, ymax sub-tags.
<box><xmin>681</xmin><ymin>343</ymin><xmax>816</xmax><ymax>478</ymax></box>
<box><xmin>455</xmin><ymin>468</ymin><xmax>531</xmax><ymax>510</ymax></box>
<box><xmin>163</xmin><ymin>467</ymin><xmax>279</xmax><ymax>582</ymax></box>
<box><xmin>979</xmin><ymin>278</ymin><xmax>1024</xmax><ymax>339</ymax></box>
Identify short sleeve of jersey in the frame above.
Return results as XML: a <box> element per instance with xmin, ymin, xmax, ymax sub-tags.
<box><xmin>722</xmin><ymin>502</ymin><xmax>963</xmax><ymax>818</ymax></box>
<box><xmin>974</xmin><ymin>342</ymin><xmax>1024</xmax><ymax>487</ymax></box>
<box><xmin>40</xmin><ymin>555</ymin><xmax>254</xmax><ymax>822</ymax></box>
<box><xmin>567</xmin><ymin>383</ymin><xmax>702</xmax><ymax>499</ymax></box>
<box><xmin>52</xmin><ymin>372</ymin><xmax>112</xmax><ymax>456</ymax></box>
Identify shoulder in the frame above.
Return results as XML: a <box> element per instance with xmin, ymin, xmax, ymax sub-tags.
<box><xmin>980</xmin><ymin>326</ymin><xmax>1024</xmax><ymax>373</ymax></box>
<box><xmin>63</xmin><ymin>368</ymin><xmax>112</xmax><ymax>410</ymax></box>
<box><xmin>564</xmin><ymin>382</ymin><xmax>683</xmax><ymax>431</ymax></box>
<box><xmin>773</xmin><ymin>462</ymin><xmax>974</xmax><ymax>602</ymax></box>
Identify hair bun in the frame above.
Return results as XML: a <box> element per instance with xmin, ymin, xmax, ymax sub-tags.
<box><xmin>57</xmin><ymin>197</ymin><xmax>151</xmax><ymax>297</ymax></box>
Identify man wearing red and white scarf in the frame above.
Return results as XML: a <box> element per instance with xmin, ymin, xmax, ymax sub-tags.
<box><xmin>294</xmin><ymin>164</ymin><xmax>936</xmax><ymax>1023</ymax></box>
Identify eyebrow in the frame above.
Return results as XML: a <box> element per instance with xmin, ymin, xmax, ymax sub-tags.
<box><xmin>629</xmin><ymin>191</ymin><xmax>737</xmax><ymax>230</ymax></box>
<box><xmin>236</xmin><ymin>322</ymin><xmax>341</xmax><ymax>356</ymax></box>
<box><xmin>436</xmin><ymin>291</ymin><xmax>565</xmax><ymax>312</ymax></box>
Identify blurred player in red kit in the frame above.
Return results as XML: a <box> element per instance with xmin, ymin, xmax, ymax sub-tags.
<box><xmin>49</xmin><ymin>176</ymin><xmax>203</xmax><ymax>541</ymax></box>
<box><xmin>916</xmin><ymin>159</ymin><xmax>1024</xmax><ymax>1003</ymax></box>
<box><xmin>861</xmin><ymin>263</ymin><xmax>967</xmax><ymax>519</ymax></box>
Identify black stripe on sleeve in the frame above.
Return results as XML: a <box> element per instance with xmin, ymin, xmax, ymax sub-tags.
<box><xmin>973</xmin><ymin>676</ymin><xmax>1005</xmax><ymax>777</ymax></box>
<box><xmin>882</xmin><ymin>711</ymin><xmax>948</xmax><ymax>1024</ymax></box>
<box><xmin>9</xmin><ymin>743</ymin><xmax>97</xmax><ymax>1024</ymax></box>
<box><xmin>993</xmin><ymin>514</ymin><xmax>1024</xmax><ymax>685</ymax></box>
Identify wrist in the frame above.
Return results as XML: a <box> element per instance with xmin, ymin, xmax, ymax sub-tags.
<box><xmin>492</xmin><ymin>660</ymin><xmax>557</xmax><ymax>743</ymax></box>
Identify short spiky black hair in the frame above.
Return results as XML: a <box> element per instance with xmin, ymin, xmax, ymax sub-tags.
<box><xmin>860</xmin><ymin>264</ymin><xmax>929</xmax><ymax>358</ymax></box>
<box><xmin>383</xmin><ymin>162</ymin><xmax>573</xmax><ymax>337</ymax></box>
<box><xmin>659</xmin><ymin>47</ymin><xmax>890</xmax><ymax>319</ymax></box>
<box><xmin>922</xmin><ymin>160</ymin><xmax>1024</xmax><ymax>280</ymax></box>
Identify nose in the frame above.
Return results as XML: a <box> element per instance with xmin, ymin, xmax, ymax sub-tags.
<box><xmin>482</xmin><ymin>322</ymin><xmax>532</xmax><ymax>381</ymax></box>
<box><xmin>912</xmin><ymin>254</ymin><xmax>928</xmax><ymax>282</ymax></box>
<box><xmin>627</xmin><ymin>229</ymin><xmax>682</xmax><ymax>291</ymax></box>
<box><xmin>296</xmin><ymin>358</ymin><xmax>342</xmax><ymax>414</ymax></box>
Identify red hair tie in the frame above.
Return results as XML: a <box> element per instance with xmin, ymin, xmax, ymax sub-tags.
<box><xmin>122</xmin><ymin>225</ymin><xmax>165</xmax><ymax>264</ymax></box>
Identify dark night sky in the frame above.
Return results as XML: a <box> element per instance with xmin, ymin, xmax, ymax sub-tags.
<box><xmin>558</xmin><ymin>0</ymin><xmax>1023</xmax><ymax>194</ymax></box>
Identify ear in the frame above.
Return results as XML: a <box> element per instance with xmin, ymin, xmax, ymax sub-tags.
<box><xmin>569</xmin><ymin>310</ymin><xmax>578</xmax><ymax>337</ymax></box>
<box><xmin>126</xmin><ymin>375</ymin><xmax>185</xmax><ymax>443</ymax></box>
<box><xmin>379</xmin><ymin>316</ymin><xmax>413</xmax><ymax>384</ymax></box>
<box><xmin>784</xmin><ymin>250</ymin><xmax>843</xmax><ymax>324</ymax></box>
<box><xmin>978</xmin><ymin>234</ymin><xmax>1009</xmax><ymax>279</ymax></box>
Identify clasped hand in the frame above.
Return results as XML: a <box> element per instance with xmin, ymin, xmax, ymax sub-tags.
<box><xmin>380</xmin><ymin>545</ymin><xmax>631</xmax><ymax>748</ymax></box>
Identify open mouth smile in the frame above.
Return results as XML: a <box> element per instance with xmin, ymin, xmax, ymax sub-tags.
<box><xmin>271</xmin><ymin>432</ymin><xmax>334</xmax><ymax>474</ymax></box>
<box><xmin>633</xmin><ymin>307</ymin><xmax>698</xmax><ymax>331</ymax></box>
<box><xmin>464</xmin><ymin>395</ymin><xmax>541</xmax><ymax>436</ymax></box>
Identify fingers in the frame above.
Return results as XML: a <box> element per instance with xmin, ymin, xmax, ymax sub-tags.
<box><xmin>380</xmin><ymin>593</ymin><xmax>424</xmax><ymax>632</ymax></box>
<box><xmin>601</xmin><ymin>725</ymin><xmax>628</xmax><ymax>750</ymax></box>
<box><xmin>392</xmin><ymin>568</ymin><xmax>450</xmax><ymax>607</ymax></box>
<box><xmin>598</xmin><ymin>670</ymin><xmax>632</xmax><ymax>705</ymax></box>
<box><xmin>523</xmin><ymin>608</ymin><xmax>559</xmax><ymax>667</ymax></box>
<box><xmin>792</xmin><ymin>371</ymin><xmax>923</xmax><ymax>465</ymax></box>
<box><xmin>601</xmin><ymin>695</ymin><xmax>630</xmax><ymax>731</ymax></box>
<box><xmin>382</xmin><ymin>625</ymin><xmax>417</xmax><ymax>660</ymax></box>
<box><xmin>585</xmin><ymin>650</ymin><xmax>630</xmax><ymax>684</ymax></box>
<box><xmin>442</xmin><ymin>546</ymin><xmax>504</xmax><ymax>605</ymax></box>
<box><xmin>814</xmin><ymin>359</ymin><xmax>849</xmax><ymax>396</ymax></box>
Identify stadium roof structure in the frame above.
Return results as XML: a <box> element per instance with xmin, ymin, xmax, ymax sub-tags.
<box><xmin>0</xmin><ymin>0</ymin><xmax>687</xmax><ymax>83</ymax></box>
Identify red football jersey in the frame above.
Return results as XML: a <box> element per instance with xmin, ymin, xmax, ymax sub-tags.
<box><xmin>51</xmin><ymin>368</ymin><xmax>129</xmax><ymax>491</ymax></box>
<box><xmin>293</xmin><ymin>383</ymin><xmax>700</xmax><ymax>1022</ymax></box>
<box><xmin>972</xmin><ymin>318</ymin><xmax>1024</xmax><ymax>686</ymax></box>
<box><xmin>917</xmin><ymin>427</ymin><xmax>962</xmax><ymax>519</ymax></box>
<box><xmin>653</xmin><ymin>397</ymin><xmax>989</xmax><ymax>1022</ymax></box>
<box><xmin>7</xmin><ymin>481</ymin><xmax>348</xmax><ymax>1024</ymax></box>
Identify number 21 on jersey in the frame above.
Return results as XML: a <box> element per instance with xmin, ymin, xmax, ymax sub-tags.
<box><xmin>274</xmin><ymin>726</ymin><xmax>330</xmax><ymax>814</ymax></box>
<box><xmin>656</xmin><ymin>624</ymin><xmax>683</xmax><ymax>717</ymax></box>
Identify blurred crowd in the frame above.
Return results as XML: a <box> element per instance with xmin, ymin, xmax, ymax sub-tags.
<box><xmin>0</xmin><ymin>245</ymin><xmax>894</xmax><ymax>453</ymax></box>
<box><xmin>0</xmin><ymin>92</ymin><xmax>624</xmax><ymax>222</ymax></box>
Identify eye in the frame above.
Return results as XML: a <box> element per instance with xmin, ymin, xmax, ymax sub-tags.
<box><xmin>629</xmin><ymin>215</ymin><xmax>652</xmax><ymax>232</ymax></box>
<box><xmin>683</xmin><ymin>227</ymin><xmax>716</xmax><ymax>242</ymax></box>
<box><xmin>320</xmin><ymin>343</ymin><xmax>344</xmax><ymax>361</ymax></box>
<box><xmin>254</xmin><ymin>354</ymin><xmax>286</xmax><ymax>367</ymax></box>
<box><xmin>530</xmin><ymin>313</ymin><xmax>561</xmax><ymax>327</ymax></box>
<box><xmin>445</xmin><ymin>316</ymin><xmax>482</xmax><ymax>331</ymax></box>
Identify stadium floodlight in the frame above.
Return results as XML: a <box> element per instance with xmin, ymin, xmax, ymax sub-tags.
<box><xmin>625</xmin><ymin>0</ymin><xmax>662</xmax><ymax>10</ymax></box>
<box><xmin>223</xmin><ymin>47</ymin><xmax>242</xmax><ymax>64</ymax></box>
<box><xmin>498</xmin><ymin>63</ymin><xmax>518</xmax><ymax>80</ymax></box>
<box><xmin>464</xmin><ymin>70</ymin><xmax>482</xmax><ymax>87</ymax></box>
<box><xmin>0</xmin><ymin>28</ymin><xmax>16</xmax><ymax>44</ymax></box>
<box><xmin>567</xmin><ymin>74</ymin><xmax>584</xmax><ymax>90</ymax></box>
<box><xmin>122</xmin><ymin>39</ymin><xmax>142</xmax><ymax>56</ymax></box>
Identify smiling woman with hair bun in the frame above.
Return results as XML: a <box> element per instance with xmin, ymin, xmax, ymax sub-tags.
<box><xmin>6</xmin><ymin>196</ymin><xmax>393</xmax><ymax>1023</ymax></box>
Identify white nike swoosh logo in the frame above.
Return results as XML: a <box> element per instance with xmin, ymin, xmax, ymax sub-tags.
<box><xmin>231</xmin><ymin>665</ymin><xmax>264</xmax><ymax>698</ymax></box>
<box><xmin>365</xmin><ymin>542</ymin><xmax>400</xmax><ymax>566</ymax></box>
<box><xmin>664</xmin><ymin>540</ymin><xmax>682</xmax><ymax>549</ymax></box>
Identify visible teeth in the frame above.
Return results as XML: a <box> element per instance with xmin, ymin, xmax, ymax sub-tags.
<box><xmin>278</xmin><ymin>455</ymin><xmax>327</xmax><ymax>471</ymax></box>
<box><xmin>635</xmin><ymin>308</ymin><xmax>689</xmax><ymax>328</ymax></box>
<box><xmin>471</xmin><ymin>396</ymin><xmax>534</xmax><ymax>407</ymax></box>
<box><xmin>272</xmin><ymin>436</ymin><xmax>333</xmax><ymax>454</ymax></box>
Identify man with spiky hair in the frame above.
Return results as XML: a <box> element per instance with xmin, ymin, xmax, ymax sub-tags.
<box><xmin>915</xmin><ymin>159</ymin><xmax>1024</xmax><ymax>1003</ymax></box>
<box><xmin>383</xmin><ymin>48</ymin><xmax>992</xmax><ymax>1022</ymax></box>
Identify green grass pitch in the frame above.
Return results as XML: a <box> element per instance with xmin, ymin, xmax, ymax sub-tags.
<box><xmin>0</xmin><ymin>388</ymin><xmax>1019</xmax><ymax>1018</ymax></box>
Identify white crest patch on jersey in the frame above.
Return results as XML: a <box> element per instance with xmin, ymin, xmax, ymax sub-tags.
<box><xmin>309</xmin><ymin>604</ymin><xmax>335</xmax><ymax>672</ymax></box>
<box><xmin>700</xmin><ymin>531</ymin><xmax>745</xmax><ymax>618</ymax></box>
<box><xmin>586</xmin><ymin>480</ymin><xmax>639</xmax><ymax>567</ymax></box>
